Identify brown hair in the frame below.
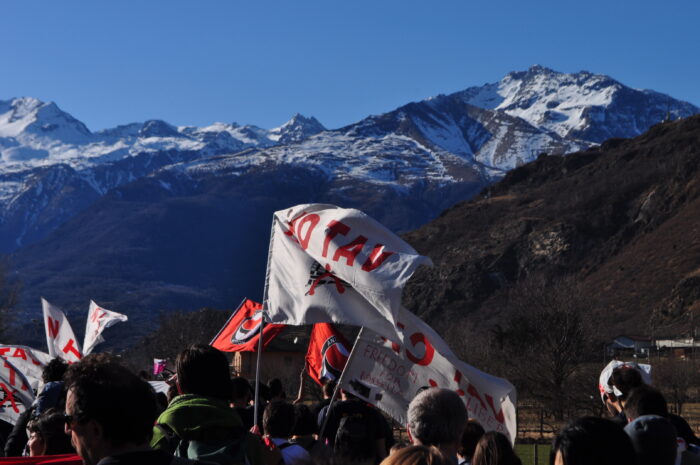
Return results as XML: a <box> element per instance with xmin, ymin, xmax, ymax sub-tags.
<box><xmin>472</xmin><ymin>432</ymin><xmax>522</xmax><ymax>465</ymax></box>
<box><xmin>381</xmin><ymin>445</ymin><xmax>451</xmax><ymax>465</ymax></box>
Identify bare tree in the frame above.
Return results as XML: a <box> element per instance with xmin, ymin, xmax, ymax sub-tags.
<box><xmin>654</xmin><ymin>357</ymin><xmax>699</xmax><ymax>416</ymax></box>
<box><xmin>496</xmin><ymin>275</ymin><xmax>601</xmax><ymax>421</ymax></box>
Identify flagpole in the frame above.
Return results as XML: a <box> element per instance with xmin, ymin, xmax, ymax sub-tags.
<box><xmin>209</xmin><ymin>297</ymin><xmax>247</xmax><ymax>346</ymax></box>
<box><xmin>254</xmin><ymin>214</ymin><xmax>278</xmax><ymax>430</ymax></box>
<box><xmin>319</xmin><ymin>326</ymin><xmax>365</xmax><ymax>440</ymax></box>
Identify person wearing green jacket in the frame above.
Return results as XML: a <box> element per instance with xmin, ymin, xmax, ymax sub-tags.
<box><xmin>151</xmin><ymin>345</ymin><xmax>264</xmax><ymax>465</ymax></box>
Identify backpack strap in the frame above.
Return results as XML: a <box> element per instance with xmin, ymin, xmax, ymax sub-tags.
<box><xmin>156</xmin><ymin>423</ymin><xmax>183</xmax><ymax>454</ymax></box>
<box><xmin>278</xmin><ymin>442</ymin><xmax>294</xmax><ymax>450</ymax></box>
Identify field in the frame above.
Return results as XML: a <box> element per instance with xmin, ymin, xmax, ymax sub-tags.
<box><xmin>515</xmin><ymin>444</ymin><xmax>552</xmax><ymax>465</ymax></box>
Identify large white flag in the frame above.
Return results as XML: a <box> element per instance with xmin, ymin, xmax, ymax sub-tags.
<box><xmin>265</xmin><ymin>204</ymin><xmax>432</xmax><ymax>340</ymax></box>
<box><xmin>0</xmin><ymin>356</ymin><xmax>35</xmax><ymax>425</ymax></box>
<box><xmin>340</xmin><ymin>308</ymin><xmax>518</xmax><ymax>443</ymax></box>
<box><xmin>0</xmin><ymin>345</ymin><xmax>51</xmax><ymax>391</ymax></box>
<box><xmin>83</xmin><ymin>301</ymin><xmax>128</xmax><ymax>355</ymax></box>
<box><xmin>42</xmin><ymin>298</ymin><xmax>82</xmax><ymax>363</ymax></box>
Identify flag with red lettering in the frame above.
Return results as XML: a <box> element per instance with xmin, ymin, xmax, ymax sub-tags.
<box><xmin>83</xmin><ymin>301</ymin><xmax>128</xmax><ymax>355</ymax></box>
<box><xmin>0</xmin><ymin>346</ymin><xmax>51</xmax><ymax>390</ymax></box>
<box><xmin>210</xmin><ymin>299</ymin><xmax>285</xmax><ymax>352</ymax></box>
<box><xmin>264</xmin><ymin>204</ymin><xmax>432</xmax><ymax>341</ymax></box>
<box><xmin>0</xmin><ymin>356</ymin><xmax>35</xmax><ymax>425</ymax></box>
<box><xmin>42</xmin><ymin>298</ymin><xmax>82</xmax><ymax>363</ymax></box>
<box><xmin>305</xmin><ymin>323</ymin><xmax>351</xmax><ymax>385</ymax></box>
<box><xmin>339</xmin><ymin>307</ymin><xmax>517</xmax><ymax>443</ymax></box>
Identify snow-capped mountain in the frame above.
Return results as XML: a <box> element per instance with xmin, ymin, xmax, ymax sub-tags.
<box><xmin>3</xmin><ymin>66</ymin><xmax>700</xmax><ymax>334</ymax></box>
<box><xmin>459</xmin><ymin>65</ymin><xmax>699</xmax><ymax>143</ymax></box>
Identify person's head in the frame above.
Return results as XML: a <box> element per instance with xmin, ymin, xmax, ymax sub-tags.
<box><xmin>292</xmin><ymin>403</ymin><xmax>317</xmax><ymax>437</ymax></box>
<box><xmin>269</xmin><ymin>378</ymin><xmax>285</xmax><ymax>400</ymax></box>
<box><xmin>624</xmin><ymin>415</ymin><xmax>677</xmax><ymax>465</ymax></box>
<box><xmin>334</xmin><ymin>413</ymin><xmax>375</xmax><ymax>462</ymax></box>
<box><xmin>63</xmin><ymin>353</ymin><xmax>158</xmax><ymax>465</ymax></box>
<box><xmin>42</xmin><ymin>358</ymin><xmax>68</xmax><ymax>383</ymax></box>
<box><xmin>624</xmin><ymin>385</ymin><xmax>668</xmax><ymax>421</ymax></box>
<box><xmin>458</xmin><ymin>420</ymin><xmax>485</xmax><ymax>461</ymax></box>
<box><xmin>610</xmin><ymin>366</ymin><xmax>643</xmax><ymax>401</ymax></box>
<box><xmin>231</xmin><ymin>376</ymin><xmax>252</xmax><ymax>404</ymax></box>
<box><xmin>263</xmin><ymin>400</ymin><xmax>295</xmax><ymax>439</ymax></box>
<box><xmin>471</xmin><ymin>432</ymin><xmax>521</xmax><ymax>465</ymax></box>
<box><xmin>322</xmin><ymin>380</ymin><xmax>336</xmax><ymax>399</ymax></box>
<box><xmin>407</xmin><ymin>388</ymin><xmax>467</xmax><ymax>449</ymax></box>
<box><xmin>175</xmin><ymin>344</ymin><xmax>231</xmax><ymax>400</ymax></box>
<box><xmin>551</xmin><ymin>417</ymin><xmax>635</xmax><ymax>465</ymax></box>
<box><xmin>27</xmin><ymin>409</ymin><xmax>74</xmax><ymax>456</ymax></box>
<box><xmin>380</xmin><ymin>445</ymin><xmax>451</xmax><ymax>465</ymax></box>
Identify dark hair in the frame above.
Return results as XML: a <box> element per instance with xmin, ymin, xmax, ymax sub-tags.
<box><xmin>322</xmin><ymin>380</ymin><xmax>336</xmax><ymax>398</ymax></box>
<box><xmin>551</xmin><ymin>417</ymin><xmax>635</xmax><ymax>465</ymax></box>
<box><xmin>175</xmin><ymin>344</ymin><xmax>231</xmax><ymax>400</ymax></box>
<box><xmin>292</xmin><ymin>403</ymin><xmax>317</xmax><ymax>436</ymax></box>
<box><xmin>624</xmin><ymin>385</ymin><xmax>668</xmax><ymax>420</ymax></box>
<box><xmin>27</xmin><ymin>409</ymin><xmax>74</xmax><ymax>455</ymax></box>
<box><xmin>231</xmin><ymin>377</ymin><xmax>252</xmax><ymax>401</ymax></box>
<box><xmin>334</xmin><ymin>414</ymin><xmax>375</xmax><ymax>461</ymax></box>
<box><xmin>380</xmin><ymin>445</ymin><xmax>451</xmax><ymax>465</ymax></box>
<box><xmin>42</xmin><ymin>358</ymin><xmax>68</xmax><ymax>383</ymax></box>
<box><xmin>458</xmin><ymin>420</ymin><xmax>486</xmax><ymax>460</ymax></box>
<box><xmin>472</xmin><ymin>432</ymin><xmax>521</xmax><ymax>465</ymax></box>
<box><xmin>269</xmin><ymin>378</ymin><xmax>285</xmax><ymax>400</ymax></box>
<box><xmin>263</xmin><ymin>400</ymin><xmax>295</xmax><ymax>438</ymax></box>
<box><xmin>64</xmin><ymin>353</ymin><xmax>157</xmax><ymax>447</ymax></box>
<box><xmin>610</xmin><ymin>367</ymin><xmax>643</xmax><ymax>400</ymax></box>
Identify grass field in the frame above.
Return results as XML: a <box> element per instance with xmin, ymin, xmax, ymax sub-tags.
<box><xmin>515</xmin><ymin>444</ymin><xmax>552</xmax><ymax>465</ymax></box>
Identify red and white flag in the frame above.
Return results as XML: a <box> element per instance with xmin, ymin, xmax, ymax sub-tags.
<box><xmin>83</xmin><ymin>301</ymin><xmax>128</xmax><ymax>355</ymax></box>
<box><xmin>306</xmin><ymin>323</ymin><xmax>351</xmax><ymax>385</ymax></box>
<box><xmin>0</xmin><ymin>356</ymin><xmax>35</xmax><ymax>425</ymax></box>
<box><xmin>210</xmin><ymin>299</ymin><xmax>285</xmax><ymax>352</ymax></box>
<box><xmin>0</xmin><ymin>346</ymin><xmax>51</xmax><ymax>391</ymax></box>
<box><xmin>42</xmin><ymin>298</ymin><xmax>82</xmax><ymax>363</ymax></box>
<box><xmin>340</xmin><ymin>307</ymin><xmax>518</xmax><ymax>443</ymax></box>
<box><xmin>265</xmin><ymin>204</ymin><xmax>431</xmax><ymax>341</ymax></box>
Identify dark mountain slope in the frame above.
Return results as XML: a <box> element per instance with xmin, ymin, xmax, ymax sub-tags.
<box><xmin>402</xmin><ymin>115</ymin><xmax>700</xmax><ymax>338</ymax></box>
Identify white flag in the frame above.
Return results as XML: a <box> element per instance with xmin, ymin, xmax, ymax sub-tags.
<box><xmin>0</xmin><ymin>356</ymin><xmax>35</xmax><ymax>425</ymax></box>
<box><xmin>340</xmin><ymin>308</ymin><xmax>518</xmax><ymax>443</ymax></box>
<box><xmin>598</xmin><ymin>360</ymin><xmax>652</xmax><ymax>403</ymax></box>
<box><xmin>83</xmin><ymin>301</ymin><xmax>128</xmax><ymax>355</ymax></box>
<box><xmin>265</xmin><ymin>204</ymin><xmax>432</xmax><ymax>340</ymax></box>
<box><xmin>42</xmin><ymin>298</ymin><xmax>82</xmax><ymax>363</ymax></box>
<box><xmin>0</xmin><ymin>345</ymin><xmax>51</xmax><ymax>391</ymax></box>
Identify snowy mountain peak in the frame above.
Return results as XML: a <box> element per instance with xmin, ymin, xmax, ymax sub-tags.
<box><xmin>269</xmin><ymin>113</ymin><xmax>326</xmax><ymax>144</ymax></box>
<box><xmin>459</xmin><ymin>67</ymin><xmax>699</xmax><ymax>142</ymax></box>
<box><xmin>139</xmin><ymin>120</ymin><xmax>182</xmax><ymax>139</ymax></box>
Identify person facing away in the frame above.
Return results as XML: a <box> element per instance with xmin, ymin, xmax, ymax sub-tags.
<box><xmin>380</xmin><ymin>445</ymin><xmax>452</xmax><ymax>465</ymax></box>
<box><xmin>151</xmin><ymin>344</ymin><xmax>263</xmax><ymax>465</ymax></box>
<box><xmin>263</xmin><ymin>400</ymin><xmax>310</xmax><ymax>465</ymax></box>
<box><xmin>457</xmin><ymin>420</ymin><xmax>485</xmax><ymax>465</ymax></box>
<box><xmin>63</xmin><ymin>353</ymin><xmax>200</xmax><ymax>465</ymax></box>
<box><xmin>471</xmin><ymin>432</ymin><xmax>521</xmax><ymax>465</ymax></box>
<box><xmin>550</xmin><ymin>417</ymin><xmax>635</xmax><ymax>465</ymax></box>
<box><xmin>407</xmin><ymin>388</ymin><xmax>468</xmax><ymax>464</ymax></box>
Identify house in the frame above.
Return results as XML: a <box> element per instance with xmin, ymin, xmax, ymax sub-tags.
<box><xmin>607</xmin><ymin>335</ymin><xmax>653</xmax><ymax>357</ymax></box>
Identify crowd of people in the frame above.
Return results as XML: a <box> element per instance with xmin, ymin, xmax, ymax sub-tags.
<box><xmin>0</xmin><ymin>345</ymin><xmax>698</xmax><ymax>465</ymax></box>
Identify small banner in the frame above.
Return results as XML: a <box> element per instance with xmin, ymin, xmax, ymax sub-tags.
<box><xmin>41</xmin><ymin>298</ymin><xmax>82</xmax><ymax>363</ymax></box>
<box><xmin>83</xmin><ymin>301</ymin><xmax>128</xmax><ymax>355</ymax></box>
<box><xmin>598</xmin><ymin>360</ymin><xmax>652</xmax><ymax>403</ymax></box>
<box><xmin>340</xmin><ymin>308</ymin><xmax>518</xmax><ymax>443</ymax></box>
<box><xmin>153</xmin><ymin>359</ymin><xmax>167</xmax><ymax>376</ymax></box>
<box><xmin>305</xmin><ymin>323</ymin><xmax>351</xmax><ymax>385</ymax></box>
<box><xmin>210</xmin><ymin>299</ymin><xmax>285</xmax><ymax>352</ymax></box>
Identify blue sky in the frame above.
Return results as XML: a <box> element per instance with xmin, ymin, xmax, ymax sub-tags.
<box><xmin>3</xmin><ymin>0</ymin><xmax>699</xmax><ymax>131</ymax></box>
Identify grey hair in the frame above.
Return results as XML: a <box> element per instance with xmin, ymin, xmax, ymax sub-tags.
<box><xmin>407</xmin><ymin>388</ymin><xmax>468</xmax><ymax>446</ymax></box>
